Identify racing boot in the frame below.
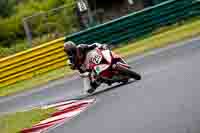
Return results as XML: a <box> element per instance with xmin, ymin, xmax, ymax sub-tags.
<box><xmin>87</xmin><ymin>81</ymin><xmax>100</xmax><ymax>94</ymax></box>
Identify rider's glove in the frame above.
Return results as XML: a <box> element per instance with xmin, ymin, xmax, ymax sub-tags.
<box><xmin>101</xmin><ymin>44</ymin><xmax>108</xmax><ymax>50</ymax></box>
<box><xmin>67</xmin><ymin>60</ymin><xmax>76</xmax><ymax>70</ymax></box>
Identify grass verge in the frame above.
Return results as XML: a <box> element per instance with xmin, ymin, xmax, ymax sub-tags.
<box><xmin>0</xmin><ymin>108</ymin><xmax>56</xmax><ymax>133</ymax></box>
<box><xmin>0</xmin><ymin>18</ymin><xmax>200</xmax><ymax>97</ymax></box>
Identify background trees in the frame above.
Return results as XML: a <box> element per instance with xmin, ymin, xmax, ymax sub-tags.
<box><xmin>0</xmin><ymin>0</ymin><xmax>76</xmax><ymax>48</ymax></box>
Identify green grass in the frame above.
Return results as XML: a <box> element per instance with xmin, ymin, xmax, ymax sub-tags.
<box><xmin>0</xmin><ymin>17</ymin><xmax>199</xmax><ymax>97</ymax></box>
<box><xmin>0</xmin><ymin>40</ymin><xmax>29</xmax><ymax>59</ymax></box>
<box><xmin>0</xmin><ymin>108</ymin><xmax>56</xmax><ymax>133</ymax></box>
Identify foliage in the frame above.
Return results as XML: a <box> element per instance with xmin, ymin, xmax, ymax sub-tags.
<box><xmin>0</xmin><ymin>40</ymin><xmax>29</xmax><ymax>58</ymax></box>
<box><xmin>0</xmin><ymin>0</ymin><xmax>16</xmax><ymax>17</ymax></box>
<box><xmin>0</xmin><ymin>0</ymin><xmax>76</xmax><ymax>48</ymax></box>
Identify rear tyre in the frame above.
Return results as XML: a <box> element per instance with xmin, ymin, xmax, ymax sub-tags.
<box><xmin>129</xmin><ymin>70</ymin><xmax>141</xmax><ymax>80</ymax></box>
<box><xmin>121</xmin><ymin>79</ymin><xmax>129</xmax><ymax>84</ymax></box>
<box><xmin>116</xmin><ymin>65</ymin><xmax>141</xmax><ymax>80</ymax></box>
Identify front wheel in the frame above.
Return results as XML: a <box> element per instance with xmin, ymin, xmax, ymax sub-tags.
<box><xmin>116</xmin><ymin>64</ymin><xmax>141</xmax><ymax>80</ymax></box>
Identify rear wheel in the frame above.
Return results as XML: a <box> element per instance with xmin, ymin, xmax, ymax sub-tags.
<box><xmin>127</xmin><ymin>70</ymin><xmax>141</xmax><ymax>80</ymax></box>
<box><xmin>121</xmin><ymin>79</ymin><xmax>129</xmax><ymax>84</ymax></box>
<box><xmin>116</xmin><ymin>64</ymin><xmax>141</xmax><ymax>80</ymax></box>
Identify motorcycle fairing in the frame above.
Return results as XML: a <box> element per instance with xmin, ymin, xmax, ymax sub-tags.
<box><xmin>101</xmin><ymin>49</ymin><xmax>112</xmax><ymax>63</ymax></box>
<box><xmin>94</xmin><ymin>64</ymin><xmax>110</xmax><ymax>75</ymax></box>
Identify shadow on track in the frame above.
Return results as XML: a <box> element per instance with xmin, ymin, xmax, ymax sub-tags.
<box><xmin>45</xmin><ymin>80</ymin><xmax>137</xmax><ymax>106</ymax></box>
<box><xmin>74</xmin><ymin>80</ymin><xmax>137</xmax><ymax>100</ymax></box>
<box><xmin>92</xmin><ymin>80</ymin><xmax>136</xmax><ymax>96</ymax></box>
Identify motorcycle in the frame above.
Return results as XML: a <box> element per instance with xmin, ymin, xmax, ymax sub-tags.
<box><xmin>82</xmin><ymin>47</ymin><xmax>141</xmax><ymax>94</ymax></box>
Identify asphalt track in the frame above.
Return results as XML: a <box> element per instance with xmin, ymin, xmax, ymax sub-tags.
<box><xmin>1</xmin><ymin>37</ymin><xmax>200</xmax><ymax>133</ymax></box>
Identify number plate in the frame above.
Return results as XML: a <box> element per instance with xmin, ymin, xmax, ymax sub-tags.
<box><xmin>92</xmin><ymin>54</ymin><xmax>102</xmax><ymax>64</ymax></box>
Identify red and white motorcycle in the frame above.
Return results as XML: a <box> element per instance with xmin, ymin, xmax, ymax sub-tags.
<box><xmin>82</xmin><ymin>47</ymin><xmax>141</xmax><ymax>94</ymax></box>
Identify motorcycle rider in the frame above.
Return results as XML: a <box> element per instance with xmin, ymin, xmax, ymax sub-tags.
<box><xmin>64</xmin><ymin>41</ymin><xmax>107</xmax><ymax>94</ymax></box>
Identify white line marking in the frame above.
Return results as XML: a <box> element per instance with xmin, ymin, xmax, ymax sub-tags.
<box><xmin>22</xmin><ymin>98</ymin><xmax>96</xmax><ymax>133</ymax></box>
<box><xmin>41</xmin><ymin>100</ymin><xmax>76</xmax><ymax>109</ymax></box>
<box><xmin>56</xmin><ymin>99</ymin><xmax>95</xmax><ymax>110</ymax></box>
<box><xmin>44</xmin><ymin>99</ymin><xmax>96</xmax><ymax>133</ymax></box>
<box><xmin>39</xmin><ymin>107</ymin><xmax>86</xmax><ymax>124</ymax></box>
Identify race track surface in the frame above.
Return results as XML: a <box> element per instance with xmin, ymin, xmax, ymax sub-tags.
<box><xmin>50</xmin><ymin>37</ymin><xmax>200</xmax><ymax>133</ymax></box>
<box><xmin>1</xmin><ymin>37</ymin><xmax>200</xmax><ymax>133</ymax></box>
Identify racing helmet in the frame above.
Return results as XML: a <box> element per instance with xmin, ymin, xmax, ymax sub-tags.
<box><xmin>64</xmin><ymin>41</ymin><xmax>77</xmax><ymax>56</ymax></box>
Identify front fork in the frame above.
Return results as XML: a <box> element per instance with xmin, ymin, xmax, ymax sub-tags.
<box><xmin>82</xmin><ymin>76</ymin><xmax>91</xmax><ymax>94</ymax></box>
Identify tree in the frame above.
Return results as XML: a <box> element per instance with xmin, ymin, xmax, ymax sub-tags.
<box><xmin>0</xmin><ymin>0</ymin><xmax>16</xmax><ymax>17</ymax></box>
